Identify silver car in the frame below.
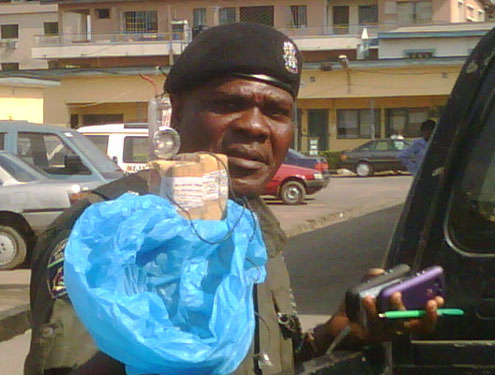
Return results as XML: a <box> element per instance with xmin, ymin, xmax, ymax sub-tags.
<box><xmin>0</xmin><ymin>151</ymin><xmax>84</xmax><ymax>270</ymax></box>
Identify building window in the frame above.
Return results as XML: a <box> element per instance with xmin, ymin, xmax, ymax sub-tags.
<box><xmin>332</xmin><ymin>6</ymin><xmax>349</xmax><ymax>34</ymax></box>
<box><xmin>82</xmin><ymin>114</ymin><xmax>124</xmax><ymax>125</ymax></box>
<box><xmin>404</xmin><ymin>49</ymin><xmax>434</xmax><ymax>59</ymax></box>
<box><xmin>124</xmin><ymin>11</ymin><xmax>157</xmax><ymax>33</ymax></box>
<box><xmin>397</xmin><ymin>1</ymin><xmax>432</xmax><ymax>24</ymax></box>
<box><xmin>358</xmin><ymin>5</ymin><xmax>378</xmax><ymax>25</ymax></box>
<box><xmin>43</xmin><ymin>22</ymin><xmax>59</xmax><ymax>36</ymax></box>
<box><xmin>96</xmin><ymin>8</ymin><xmax>110</xmax><ymax>19</ymax></box>
<box><xmin>219</xmin><ymin>7</ymin><xmax>236</xmax><ymax>25</ymax></box>
<box><xmin>239</xmin><ymin>6</ymin><xmax>274</xmax><ymax>27</ymax></box>
<box><xmin>193</xmin><ymin>8</ymin><xmax>207</xmax><ymax>27</ymax></box>
<box><xmin>0</xmin><ymin>133</ymin><xmax>4</xmax><ymax>150</ymax></box>
<box><xmin>290</xmin><ymin>5</ymin><xmax>307</xmax><ymax>28</ymax></box>
<box><xmin>1</xmin><ymin>24</ymin><xmax>19</xmax><ymax>39</ymax></box>
<box><xmin>386</xmin><ymin>107</ymin><xmax>429</xmax><ymax>138</ymax></box>
<box><xmin>337</xmin><ymin>109</ymin><xmax>381</xmax><ymax>139</ymax></box>
<box><xmin>1</xmin><ymin>63</ymin><xmax>19</xmax><ymax>71</ymax></box>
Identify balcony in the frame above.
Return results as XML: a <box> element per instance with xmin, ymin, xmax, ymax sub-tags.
<box><xmin>32</xmin><ymin>32</ymin><xmax>190</xmax><ymax>60</ymax></box>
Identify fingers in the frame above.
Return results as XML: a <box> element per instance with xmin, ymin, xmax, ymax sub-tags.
<box><xmin>362</xmin><ymin>295</ymin><xmax>378</xmax><ymax>317</ymax></box>
<box><xmin>361</xmin><ymin>268</ymin><xmax>385</xmax><ymax>282</ymax></box>
<box><xmin>389</xmin><ymin>292</ymin><xmax>406</xmax><ymax>311</ymax></box>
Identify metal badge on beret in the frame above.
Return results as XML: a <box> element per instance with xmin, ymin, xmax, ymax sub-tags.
<box><xmin>283</xmin><ymin>40</ymin><xmax>299</xmax><ymax>75</ymax></box>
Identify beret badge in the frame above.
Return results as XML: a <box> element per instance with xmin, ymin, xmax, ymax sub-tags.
<box><xmin>283</xmin><ymin>40</ymin><xmax>299</xmax><ymax>74</ymax></box>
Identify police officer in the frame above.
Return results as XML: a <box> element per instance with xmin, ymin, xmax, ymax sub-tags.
<box><xmin>25</xmin><ymin>23</ymin><xmax>442</xmax><ymax>375</ymax></box>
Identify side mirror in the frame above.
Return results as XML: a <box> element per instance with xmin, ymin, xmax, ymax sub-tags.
<box><xmin>65</xmin><ymin>154</ymin><xmax>88</xmax><ymax>173</ymax></box>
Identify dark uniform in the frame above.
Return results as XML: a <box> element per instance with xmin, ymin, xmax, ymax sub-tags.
<box><xmin>25</xmin><ymin>172</ymin><xmax>320</xmax><ymax>375</ymax></box>
<box><xmin>25</xmin><ymin>23</ymin><xmax>324</xmax><ymax>375</ymax></box>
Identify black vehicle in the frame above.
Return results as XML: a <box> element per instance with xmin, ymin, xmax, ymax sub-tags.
<box><xmin>382</xmin><ymin>24</ymin><xmax>495</xmax><ymax>375</ymax></box>
<box><xmin>294</xmin><ymin>22</ymin><xmax>495</xmax><ymax>375</ymax></box>
<box><xmin>339</xmin><ymin>139</ymin><xmax>411</xmax><ymax>177</ymax></box>
<box><xmin>284</xmin><ymin>148</ymin><xmax>330</xmax><ymax>180</ymax></box>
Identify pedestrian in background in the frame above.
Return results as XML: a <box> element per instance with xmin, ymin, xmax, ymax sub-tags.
<box><xmin>398</xmin><ymin>119</ymin><xmax>436</xmax><ymax>175</ymax></box>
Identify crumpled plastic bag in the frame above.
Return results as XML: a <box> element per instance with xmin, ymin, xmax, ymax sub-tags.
<box><xmin>64</xmin><ymin>193</ymin><xmax>267</xmax><ymax>375</ymax></box>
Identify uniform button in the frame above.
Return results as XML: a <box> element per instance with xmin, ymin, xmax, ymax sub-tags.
<box><xmin>41</xmin><ymin>326</ymin><xmax>54</xmax><ymax>338</ymax></box>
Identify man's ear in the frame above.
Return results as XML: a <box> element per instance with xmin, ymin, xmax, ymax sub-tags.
<box><xmin>169</xmin><ymin>94</ymin><xmax>184</xmax><ymax>132</ymax></box>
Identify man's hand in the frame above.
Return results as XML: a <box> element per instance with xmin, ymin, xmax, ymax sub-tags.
<box><xmin>316</xmin><ymin>268</ymin><xmax>444</xmax><ymax>351</ymax></box>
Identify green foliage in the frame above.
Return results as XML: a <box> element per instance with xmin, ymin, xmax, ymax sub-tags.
<box><xmin>319</xmin><ymin>150</ymin><xmax>343</xmax><ymax>170</ymax></box>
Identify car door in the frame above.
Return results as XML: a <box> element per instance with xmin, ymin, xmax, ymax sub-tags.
<box><xmin>368</xmin><ymin>140</ymin><xmax>390</xmax><ymax>171</ymax></box>
<box><xmin>384</xmin><ymin>26</ymin><xmax>495</xmax><ymax>374</ymax></box>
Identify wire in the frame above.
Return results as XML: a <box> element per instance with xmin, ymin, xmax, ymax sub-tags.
<box><xmin>139</xmin><ymin>73</ymin><xmax>160</xmax><ymax>97</ymax></box>
<box><xmin>161</xmin><ymin>151</ymin><xmax>258</xmax><ymax>246</ymax></box>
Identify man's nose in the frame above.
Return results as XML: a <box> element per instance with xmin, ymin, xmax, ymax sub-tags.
<box><xmin>234</xmin><ymin>107</ymin><xmax>270</xmax><ymax>139</ymax></box>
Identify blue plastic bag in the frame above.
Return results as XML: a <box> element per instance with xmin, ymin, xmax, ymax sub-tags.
<box><xmin>64</xmin><ymin>193</ymin><xmax>267</xmax><ymax>375</ymax></box>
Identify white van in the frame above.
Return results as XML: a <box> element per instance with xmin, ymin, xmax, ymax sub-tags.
<box><xmin>78</xmin><ymin>123</ymin><xmax>149</xmax><ymax>173</ymax></box>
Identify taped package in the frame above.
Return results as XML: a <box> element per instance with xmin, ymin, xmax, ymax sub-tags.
<box><xmin>148</xmin><ymin>153</ymin><xmax>228</xmax><ymax>220</ymax></box>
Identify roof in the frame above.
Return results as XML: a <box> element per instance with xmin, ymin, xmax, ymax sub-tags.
<box><xmin>0</xmin><ymin>120</ymin><xmax>76</xmax><ymax>133</ymax></box>
<box><xmin>0</xmin><ymin>76</ymin><xmax>60</xmax><ymax>88</ymax></box>
<box><xmin>77</xmin><ymin>123</ymin><xmax>148</xmax><ymax>133</ymax></box>
<box><xmin>379</xmin><ymin>22</ymin><xmax>494</xmax><ymax>39</ymax></box>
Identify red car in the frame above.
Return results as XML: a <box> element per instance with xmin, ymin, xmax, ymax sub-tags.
<box><xmin>263</xmin><ymin>163</ymin><xmax>330</xmax><ymax>205</ymax></box>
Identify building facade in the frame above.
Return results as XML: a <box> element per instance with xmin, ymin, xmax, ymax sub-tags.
<box><xmin>0</xmin><ymin>0</ymin><xmax>58</xmax><ymax>71</ymax></box>
<box><xmin>0</xmin><ymin>0</ymin><xmax>492</xmax><ymax>152</ymax></box>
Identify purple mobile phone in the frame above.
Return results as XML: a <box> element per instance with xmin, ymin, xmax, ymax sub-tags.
<box><xmin>377</xmin><ymin>266</ymin><xmax>445</xmax><ymax>312</ymax></box>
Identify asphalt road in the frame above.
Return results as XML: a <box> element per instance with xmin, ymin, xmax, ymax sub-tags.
<box><xmin>285</xmin><ymin>204</ymin><xmax>403</xmax><ymax>316</ymax></box>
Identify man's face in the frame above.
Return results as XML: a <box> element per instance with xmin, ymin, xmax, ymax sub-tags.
<box><xmin>423</xmin><ymin>128</ymin><xmax>433</xmax><ymax>141</ymax></box>
<box><xmin>171</xmin><ymin>77</ymin><xmax>294</xmax><ymax>197</ymax></box>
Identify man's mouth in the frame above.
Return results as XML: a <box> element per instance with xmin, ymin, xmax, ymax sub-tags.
<box><xmin>225</xmin><ymin>147</ymin><xmax>269</xmax><ymax>171</ymax></box>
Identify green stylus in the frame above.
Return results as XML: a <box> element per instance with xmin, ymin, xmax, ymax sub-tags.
<box><xmin>378</xmin><ymin>308</ymin><xmax>464</xmax><ymax>319</ymax></box>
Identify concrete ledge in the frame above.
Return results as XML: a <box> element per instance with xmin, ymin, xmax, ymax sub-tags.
<box><xmin>0</xmin><ymin>305</ymin><xmax>30</xmax><ymax>342</ymax></box>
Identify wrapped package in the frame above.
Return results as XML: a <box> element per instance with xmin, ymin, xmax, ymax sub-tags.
<box><xmin>64</xmin><ymin>193</ymin><xmax>267</xmax><ymax>375</ymax></box>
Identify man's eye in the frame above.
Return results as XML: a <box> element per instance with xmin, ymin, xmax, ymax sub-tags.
<box><xmin>266</xmin><ymin>107</ymin><xmax>291</xmax><ymax>120</ymax></box>
<box><xmin>211</xmin><ymin>100</ymin><xmax>241</xmax><ymax>113</ymax></box>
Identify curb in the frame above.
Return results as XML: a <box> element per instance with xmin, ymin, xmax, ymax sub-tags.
<box><xmin>284</xmin><ymin>202</ymin><xmax>403</xmax><ymax>238</ymax></box>
<box><xmin>0</xmin><ymin>304</ymin><xmax>30</xmax><ymax>342</ymax></box>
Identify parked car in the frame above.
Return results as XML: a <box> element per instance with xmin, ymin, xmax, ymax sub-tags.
<box><xmin>0</xmin><ymin>152</ymin><xmax>85</xmax><ymax>270</ymax></box>
<box><xmin>0</xmin><ymin>120</ymin><xmax>123</xmax><ymax>188</ymax></box>
<box><xmin>77</xmin><ymin>123</ymin><xmax>149</xmax><ymax>173</ymax></box>
<box><xmin>283</xmin><ymin>149</ymin><xmax>330</xmax><ymax>180</ymax></box>
<box><xmin>263</xmin><ymin>163</ymin><xmax>329</xmax><ymax>205</ymax></box>
<box><xmin>339</xmin><ymin>138</ymin><xmax>412</xmax><ymax>177</ymax></box>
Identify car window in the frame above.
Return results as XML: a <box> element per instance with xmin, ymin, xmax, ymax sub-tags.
<box><xmin>17</xmin><ymin>132</ymin><xmax>90</xmax><ymax>175</ymax></box>
<box><xmin>357</xmin><ymin>142</ymin><xmax>373</xmax><ymax>151</ymax></box>
<box><xmin>68</xmin><ymin>132</ymin><xmax>121</xmax><ymax>178</ymax></box>
<box><xmin>85</xmin><ymin>135</ymin><xmax>109</xmax><ymax>155</ymax></box>
<box><xmin>123</xmin><ymin>136</ymin><xmax>148</xmax><ymax>163</ymax></box>
<box><xmin>392</xmin><ymin>141</ymin><xmax>407</xmax><ymax>150</ymax></box>
<box><xmin>0</xmin><ymin>153</ymin><xmax>39</xmax><ymax>182</ymax></box>
<box><xmin>0</xmin><ymin>133</ymin><xmax>4</xmax><ymax>150</ymax></box>
<box><xmin>448</xmin><ymin>111</ymin><xmax>495</xmax><ymax>254</ymax></box>
<box><xmin>374</xmin><ymin>141</ymin><xmax>389</xmax><ymax>151</ymax></box>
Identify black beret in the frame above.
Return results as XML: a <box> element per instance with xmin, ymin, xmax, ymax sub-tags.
<box><xmin>164</xmin><ymin>23</ymin><xmax>303</xmax><ymax>98</ymax></box>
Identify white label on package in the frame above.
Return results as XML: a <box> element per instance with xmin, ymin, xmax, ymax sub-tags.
<box><xmin>203</xmin><ymin>170</ymin><xmax>228</xmax><ymax>201</ymax></box>
<box><xmin>160</xmin><ymin>176</ymin><xmax>204</xmax><ymax>210</ymax></box>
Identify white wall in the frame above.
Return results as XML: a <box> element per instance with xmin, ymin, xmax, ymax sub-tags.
<box><xmin>379</xmin><ymin>35</ymin><xmax>482</xmax><ymax>58</ymax></box>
